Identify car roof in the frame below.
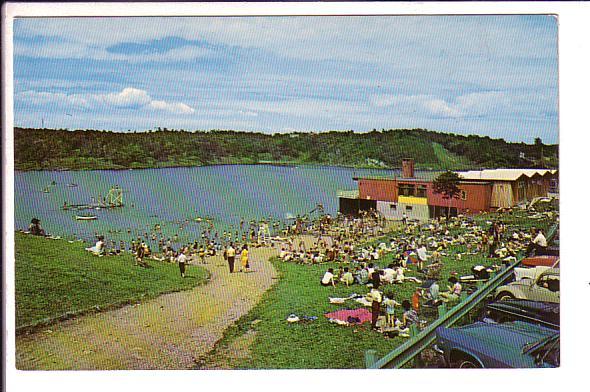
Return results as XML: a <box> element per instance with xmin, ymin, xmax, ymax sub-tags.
<box><xmin>487</xmin><ymin>299</ymin><xmax>559</xmax><ymax>328</ymax></box>
<box><xmin>448</xmin><ymin>321</ymin><xmax>558</xmax><ymax>350</ymax></box>
<box><xmin>521</xmin><ymin>255</ymin><xmax>559</xmax><ymax>267</ymax></box>
<box><xmin>539</xmin><ymin>268</ymin><xmax>560</xmax><ymax>276</ymax></box>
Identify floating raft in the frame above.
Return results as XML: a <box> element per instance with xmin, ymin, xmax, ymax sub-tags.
<box><xmin>75</xmin><ymin>215</ymin><xmax>97</xmax><ymax>221</ymax></box>
<box><xmin>63</xmin><ymin>203</ymin><xmax>124</xmax><ymax>211</ymax></box>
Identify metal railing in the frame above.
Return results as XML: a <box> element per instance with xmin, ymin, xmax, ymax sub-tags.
<box><xmin>366</xmin><ymin>223</ymin><xmax>558</xmax><ymax>369</ymax></box>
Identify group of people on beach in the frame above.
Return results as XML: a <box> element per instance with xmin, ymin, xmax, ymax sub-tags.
<box><xmin>22</xmin><ymin>200</ymin><xmax>554</xmax><ymax>337</ymax></box>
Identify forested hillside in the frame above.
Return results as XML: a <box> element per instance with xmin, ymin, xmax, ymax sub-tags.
<box><xmin>14</xmin><ymin>127</ymin><xmax>558</xmax><ymax>171</ymax></box>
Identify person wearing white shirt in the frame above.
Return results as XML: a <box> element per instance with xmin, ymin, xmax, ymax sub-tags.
<box><xmin>85</xmin><ymin>235</ymin><xmax>105</xmax><ymax>256</ymax></box>
<box><xmin>416</xmin><ymin>245</ymin><xmax>428</xmax><ymax>270</ymax></box>
<box><xmin>177</xmin><ymin>248</ymin><xmax>187</xmax><ymax>278</ymax></box>
<box><xmin>529</xmin><ymin>229</ymin><xmax>548</xmax><ymax>255</ymax></box>
<box><xmin>321</xmin><ymin>268</ymin><xmax>336</xmax><ymax>287</ymax></box>
<box><xmin>382</xmin><ymin>264</ymin><xmax>396</xmax><ymax>284</ymax></box>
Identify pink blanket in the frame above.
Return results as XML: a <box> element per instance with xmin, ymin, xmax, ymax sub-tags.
<box><xmin>324</xmin><ymin>308</ymin><xmax>372</xmax><ymax>324</ymax></box>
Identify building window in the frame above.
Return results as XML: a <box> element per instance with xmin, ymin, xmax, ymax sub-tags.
<box><xmin>518</xmin><ymin>180</ymin><xmax>526</xmax><ymax>189</ymax></box>
<box><xmin>461</xmin><ymin>190</ymin><xmax>467</xmax><ymax>200</ymax></box>
<box><xmin>390</xmin><ymin>203</ymin><xmax>397</xmax><ymax>210</ymax></box>
<box><xmin>405</xmin><ymin>205</ymin><xmax>413</xmax><ymax>211</ymax></box>
<box><xmin>549</xmin><ymin>179</ymin><xmax>558</xmax><ymax>193</ymax></box>
<box><xmin>398</xmin><ymin>183</ymin><xmax>415</xmax><ymax>196</ymax></box>
<box><xmin>417</xmin><ymin>185</ymin><xmax>427</xmax><ymax>198</ymax></box>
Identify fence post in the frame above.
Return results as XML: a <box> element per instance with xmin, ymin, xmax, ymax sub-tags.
<box><xmin>365</xmin><ymin>349</ymin><xmax>378</xmax><ymax>369</ymax></box>
<box><xmin>438</xmin><ymin>303</ymin><xmax>447</xmax><ymax>318</ymax></box>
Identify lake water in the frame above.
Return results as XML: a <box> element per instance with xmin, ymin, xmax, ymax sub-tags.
<box><xmin>14</xmin><ymin>165</ymin><xmax>396</xmax><ymax>248</ymax></box>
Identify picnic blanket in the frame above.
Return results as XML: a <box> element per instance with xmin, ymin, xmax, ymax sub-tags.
<box><xmin>324</xmin><ymin>308</ymin><xmax>372</xmax><ymax>324</ymax></box>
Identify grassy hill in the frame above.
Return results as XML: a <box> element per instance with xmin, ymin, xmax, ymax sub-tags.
<box><xmin>14</xmin><ymin>127</ymin><xmax>558</xmax><ymax>171</ymax></box>
<box><xmin>15</xmin><ymin>233</ymin><xmax>209</xmax><ymax>330</ymax></box>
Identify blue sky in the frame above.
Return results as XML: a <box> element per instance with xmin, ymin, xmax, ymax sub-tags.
<box><xmin>13</xmin><ymin>15</ymin><xmax>558</xmax><ymax>143</ymax></box>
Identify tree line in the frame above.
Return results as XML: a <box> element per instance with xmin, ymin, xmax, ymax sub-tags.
<box><xmin>13</xmin><ymin>127</ymin><xmax>558</xmax><ymax>171</ymax></box>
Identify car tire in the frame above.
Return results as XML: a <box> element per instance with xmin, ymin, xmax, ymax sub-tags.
<box><xmin>496</xmin><ymin>292</ymin><xmax>515</xmax><ymax>301</ymax></box>
<box><xmin>458</xmin><ymin>359</ymin><xmax>481</xmax><ymax>368</ymax></box>
<box><xmin>450</xmin><ymin>354</ymin><xmax>482</xmax><ymax>369</ymax></box>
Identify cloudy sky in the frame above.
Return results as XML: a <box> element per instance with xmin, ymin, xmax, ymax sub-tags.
<box><xmin>13</xmin><ymin>15</ymin><xmax>558</xmax><ymax>143</ymax></box>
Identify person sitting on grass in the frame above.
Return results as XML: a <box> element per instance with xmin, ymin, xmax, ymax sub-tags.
<box><xmin>527</xmin><ymin>228</ymin><xmax>548</xmax><ymax>256</ymax></box>
<box><xmin>28</xmin><ymin>218</ymin><xmax>46</xmax><ymax>236</ymax></box>
<box><xmin>440</xmin><ymin>276</ymin><xmax>462</xmax><ymax>303</ymax></box>
<box><xmin>135</xmin><ymin>242</ymin><xmax>149</xmax><ymax>267</ymax></box>
<box><xmin>340</xmin><ymin>267</ymin><xmax>354</xmax><ymax>286</ymax></box>
<box><xmin>321</xmin><ymin>268</ymin><xmax>336</xmax><ymax>287</ymax></box>
<box><xmin>354</xmin><ymin>265</ymin><xmax>369</xmax><ymax>285</ymax></box>
<box><xmin>422</xmin><ymin>280</ymin><xmax>441</xmax><ymax>307</ymax></box>
<box><xmin>85</xmin><ymin>235</ymin><xmax>105</xmax><ymax>256</ymax></box>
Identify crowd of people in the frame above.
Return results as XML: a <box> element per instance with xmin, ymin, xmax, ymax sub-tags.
<box><xmin>276</xmin><ymin>208</ymin><xmax>555</xmax><ymax>335</ymax></box>
<box><xmin>22</xmin><ymin>203</ymin><xmax>555</xmax><ymax>333</ymax></box>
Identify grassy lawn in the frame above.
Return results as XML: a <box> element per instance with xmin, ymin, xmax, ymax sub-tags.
<box><xmin>208</xmin><ymin>210</ymin><xmax>556</xmax><ymax>369</ymax></box>
<box><xmin>15</xmin><ymin>232</ymin><xmax>209</xmax><ymax>329</ymax></box>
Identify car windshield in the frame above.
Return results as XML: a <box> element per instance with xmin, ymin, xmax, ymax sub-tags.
<box><xmin>522</xmin><ymin>333</ymin><xmax>559</xmax><ymax>355</ymax></box>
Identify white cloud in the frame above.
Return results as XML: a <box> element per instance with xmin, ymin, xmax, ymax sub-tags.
<box><xmin>370</xmin><ymin>91</ymin><xmax>538</xmax><ymax>119</ymax></box>
<box><xmin>148</xmin><ymin>100</ymin><xmax>195</xmax><ymax>114</ymax></box>
<box><xmin>238</xmin><ymin>110</ymin><xmax>258</xmax><ymax>117</ymax></box>
<box><xmin>16</xmin><ymin>87</ymin><xmax>195</xmax><ymax>115</ymax></box>
<box><xmin>101</xmin><ymin>87</ymin><xmax>151</xmax><ymax>108</ymax></box>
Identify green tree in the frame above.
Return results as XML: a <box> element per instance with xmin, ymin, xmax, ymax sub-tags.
<box><xmin>432</xmin><ymin>170</ymin><xmax>462</xmax><ymax>218</ymax></box>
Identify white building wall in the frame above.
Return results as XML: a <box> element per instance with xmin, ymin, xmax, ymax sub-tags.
<box><xmin>377</xmin><ymin>201</ymin><xmax>430</xmax><ymax>222</ymax></box>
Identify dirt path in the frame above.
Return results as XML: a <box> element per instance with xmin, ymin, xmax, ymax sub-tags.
<box><xmin>16</xmin><ymin>245</ymin><xmax>281</xmax><ymax>370</ymax></box>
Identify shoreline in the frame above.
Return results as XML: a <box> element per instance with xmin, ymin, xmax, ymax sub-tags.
<box><xmin>13</xmin><ymin>161</ymin><xmax>489</xmax><ymax>173</ymax></box>
<box><xmin>14</xmin><ymin>161</ymin><xmax>400</xmax><ymax>173</ymax></box>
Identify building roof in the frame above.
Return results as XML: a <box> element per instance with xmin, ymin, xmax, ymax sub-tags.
<box><xmin>456</xmin><ymin>169</ymin><xmax>557</xmax><ymax>182</ymax></box>
<box><xmin>355</xmin><ymin>171</ymin><xmax>442</xmax><ymax>182</ymax></box>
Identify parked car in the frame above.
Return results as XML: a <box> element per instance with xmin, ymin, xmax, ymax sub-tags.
<box><xmin>521</xmin><ymin>255</ymin><xmax>559</xmax><ymax>268</ymax></box>
<box><xmin>495</xmin><ymin>268</ymin><xmax>559</xmax><ymax>303</ymax></box>
<box><xmin>514</xmin><ymin>256</ymin><xmax>559</xmax><ymax>281</ymax></box>
<box><xmin>479</xmin><ymin>299</ymin><xmax>559</xmax><ymax>330</ymax></box>
<box><xmin>434</xmin><ymin>321</ymin><xmax>559</xmax><ymax>368</ymax></box>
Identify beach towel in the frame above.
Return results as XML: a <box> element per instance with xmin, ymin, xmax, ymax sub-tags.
<box><xmin>324</xmin><ymin>308</ymin><xmax>372</xmax><ymax>324</ymax></box>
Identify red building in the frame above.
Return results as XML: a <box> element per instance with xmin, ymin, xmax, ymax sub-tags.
<box><xmin>339</xmin><ymin>159</ymin><xmax>557</xmax><ymax>220</ymax></box>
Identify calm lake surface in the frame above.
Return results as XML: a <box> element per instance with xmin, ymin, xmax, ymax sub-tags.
<box><xmin>15</xmin><ymin>165</ymin><xmax>397</xmax><ymax>247</ymax></box>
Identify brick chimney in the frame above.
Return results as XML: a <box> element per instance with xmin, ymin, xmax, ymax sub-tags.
<box><xmin>401</xmin><ymin>158</ymin><xmax>415</xmax><ymax>178</ymax></box>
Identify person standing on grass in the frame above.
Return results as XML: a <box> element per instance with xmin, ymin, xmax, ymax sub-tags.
<box><xmin>367</xmin><ymin>286</ymin><xmax>383</xmax><ymax>330</ymax></box>
<box><xmin>177</xmin><ymin>247</ymin><xmax>187</xmax><ymax>278</ymax></box>
<box><xmin>416</xmin><ymin>243</ymin><xmax>428</xmax><ymax>271</ymax></box>
<box><xmin>198</xmin><ymin>245</ymin><xmax>206</xmax><ymax>264</ymax></box>
<box><xmin>226</xmin><ymin>243</ymin><xmax>236</xmax><ymax>273</ymax></box>
<box><xmin>240</xmin><ymin>244</ymin><xmax>249</xmax><ymax>272</ymax></box>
